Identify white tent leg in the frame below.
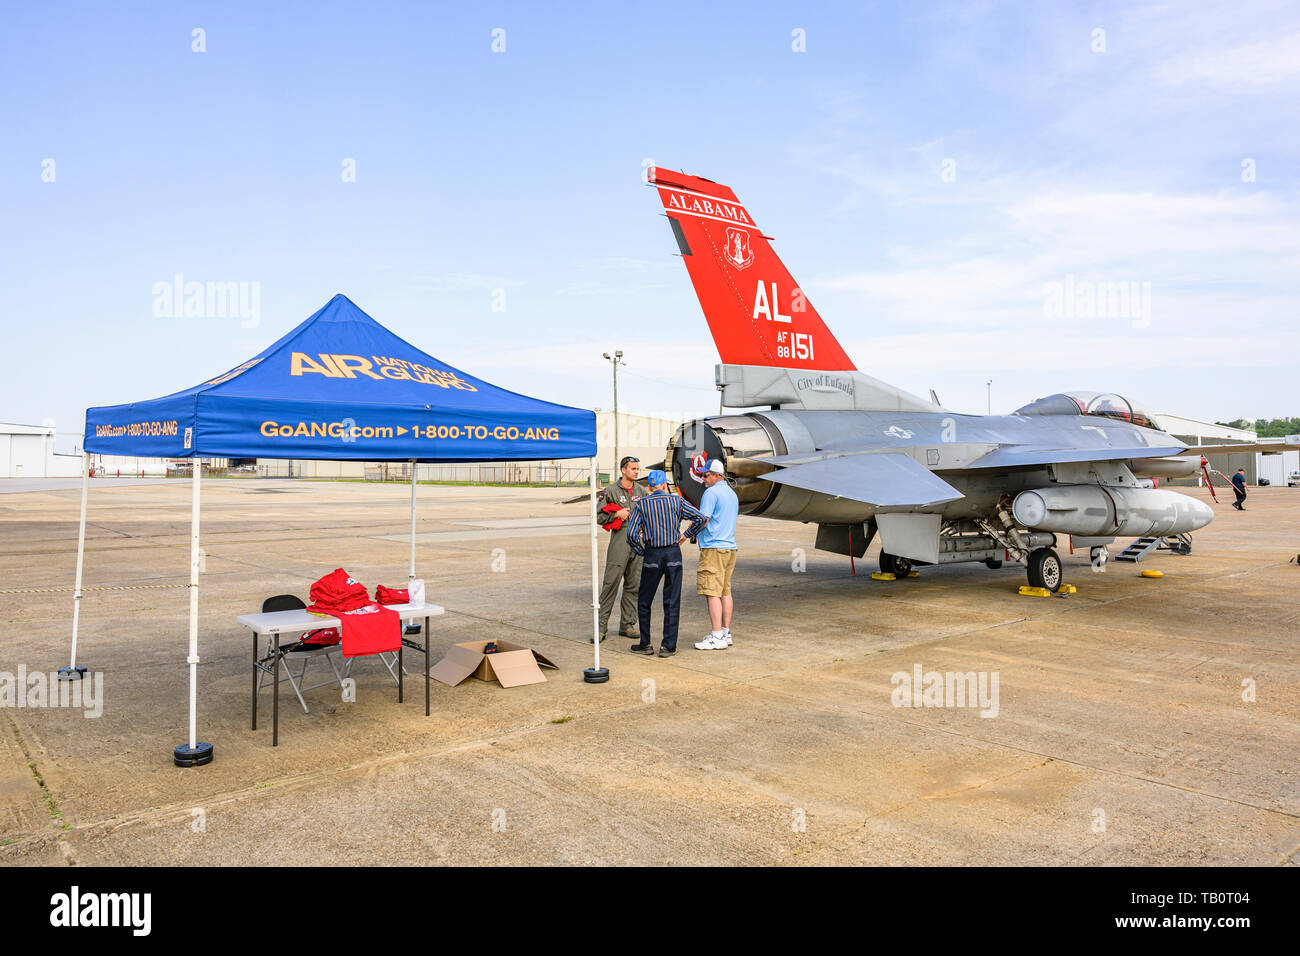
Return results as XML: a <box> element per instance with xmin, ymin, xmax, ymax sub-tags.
<box><xmin>188</xmin><ymin>458</ymin><xmax>201</xmax><ymax>746</ymax></box>
<box><xmin>584</xmin><ymin>456</ymin><xmax>608</xmax><ymax>682</ymax></box>
<box><xmin>61</xmin><ymin>452</ymin><xmax>91</xmax><ymax>681</ymax></box>
<box><xmin>175</xmin><ymin>457</ymin><xmax>213</xmax><ymax>766</ymax></box>
<box><xmin>408</xmin><ymin>459</ymin><xmax>417</xmax><ymax>582</ymax></box>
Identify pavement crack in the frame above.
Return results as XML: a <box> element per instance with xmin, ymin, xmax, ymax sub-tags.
<box><xmin>746</xmin><ymin>680</ymin><xmax>1300</xmax><ymax>822</ymax></box>
<box><xmin>1278</xmin><ymin>836</ymin><xmax>1300</xmax><ymax>867</ymax></box>
<box><xmin>920</xmin><ymin>758</ymin><xmax>1055</xmax><ymax>801</ymax></box>
<box><xmin>2</xmin><ymin>712</ymin><xmax>77</xmax><ymax>864</ymax></box>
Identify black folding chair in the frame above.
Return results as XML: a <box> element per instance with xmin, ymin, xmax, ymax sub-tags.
<box><xmin>256</xmin><ymin>594</ymin><xmax>346</xmax><ymax>714</ymax></box>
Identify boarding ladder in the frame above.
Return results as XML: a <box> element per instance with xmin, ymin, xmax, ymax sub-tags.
<box><xmin>1113</xmin><ymin>533</ymin><xmax>1192</xmax><ymax>563</ymax></box>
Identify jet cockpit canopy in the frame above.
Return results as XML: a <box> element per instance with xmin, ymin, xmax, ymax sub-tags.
<box><xmin>1013</xmin><ymin>391</ymin><xmax>1163</xmax><ymax>431</ymax></box>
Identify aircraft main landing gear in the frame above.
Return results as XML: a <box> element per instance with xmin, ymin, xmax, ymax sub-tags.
<box><xmin>880</xmin><ymin>552</ymin><xmax>913</xmax><ymax>576</ymax></box>
<box><xmin>1026</xmin><ymin>547</ymin><xmax>1063</xmax><ymax>592</ymax></box>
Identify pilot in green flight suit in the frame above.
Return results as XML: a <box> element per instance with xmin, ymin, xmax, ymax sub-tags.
<box><xmin>594</xmin><ymin>456</ymin><xmax>649</xmax><ymax>642</ymax></box>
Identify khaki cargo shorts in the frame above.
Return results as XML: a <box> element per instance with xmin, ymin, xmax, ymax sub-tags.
<box><xmin>697</xmin><ymin>548</ymin><xmax>738</xmax><ymax>597</ymax></box>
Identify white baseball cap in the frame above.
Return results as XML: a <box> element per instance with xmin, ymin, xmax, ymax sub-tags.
<box><xmin>706</xmin><ymin>459</ymin><xmax>726</xmax><ymax>475</ymax></box>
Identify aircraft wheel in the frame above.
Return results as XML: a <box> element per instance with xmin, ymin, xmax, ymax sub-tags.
<box><xmin>1026</xmin><ymin>547</ymin><xmax>1062</xmax><ymax>592</ymax></box>
<box><xmin>984</xmin><ymin>558</ymin><xmax>1003</xmax><ymax>569</ymax></box>
<box><xmin>880</xmin><ymin>552</ymin><xmax>909</xmax><ymax>576</ymax></box>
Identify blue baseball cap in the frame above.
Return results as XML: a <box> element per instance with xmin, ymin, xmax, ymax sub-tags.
<box><xmin>647</xmin><ymin>469</ymin><xmax>667</xmax><ymax>486</ymax></box>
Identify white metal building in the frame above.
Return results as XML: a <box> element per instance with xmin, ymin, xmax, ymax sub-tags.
<box><xmin>0</xmin><ymin>423</ymin><xmax>84</xmax><ymax>478</ymax></box>
<box><xmin>1156</xmin><ymin>413</ymin><xmax>1258</xmax><ymax>485</ymax></box>
<box><xmin>593</xmin><ymin>409</ymin><xmax>679</xmax><ymax>475</ymax></box>
<box><xmin>1152</xmin><ymin>415</ymin><xmax>1297</xmax><ymax>487</ymax></box>
<box><xmin>1256</xmin><ymin>447</ymin><xmax>1299</xmax><ymax>486</ymax></box>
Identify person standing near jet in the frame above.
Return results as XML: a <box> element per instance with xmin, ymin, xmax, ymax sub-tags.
<box><xmin>692</xmin><ymin>460</ymin><xmax>740</xmax><ymax>651</ymax></box>
<box><xmin>1232</xmin><ymin>468</ymin><xmax>1248</xmax><ymax>510</ymax></box>
<box><xmin>625</xmin><ymin>469</ymin><xmax>707</xmax><ymax>658</ymax></box>
<box><xmin>594</xmin><ymin>456</ymin><xmax>648</xmax><ymax>642</ymax></box>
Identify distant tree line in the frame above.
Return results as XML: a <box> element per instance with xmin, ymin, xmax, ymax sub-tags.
<box><xmin>1215</xmin><ymin>418</ymin><xmax>1300</xmax><ymax>437</ymax></box>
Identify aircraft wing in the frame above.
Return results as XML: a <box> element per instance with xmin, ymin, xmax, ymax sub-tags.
<box><xmin>1179</xmin><ymin>436</ymin><xmax>1300</xmax><ymax>456</ymax></box>
<box><xmin>765</xmin><ymin>442</ymin><xmax>1195</xmax><ymax>473</ymax></box>
<box><xmin>759</xmin><ymin>452</ymin><xmax>964</xmax><ymax>507</ymax></box>
<box><xmin>914</xmin><ymin>436</ymin><xmax>1300</xmax><ymax>470</ymax></box>
<box><xmin>966</xmin><ymin>444</ymin><xmax>1188</xmax><ymax>469</ymax></box>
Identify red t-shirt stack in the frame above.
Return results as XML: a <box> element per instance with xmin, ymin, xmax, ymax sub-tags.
<box><xmin>307</xmin><ymin>569</ymin><xmax>400</xmax><ymax>658</ymax></box>
<box><xmin>374</xmin><ymin>585</ymin><xmax>409</xmax><ymax>605</ymax></box>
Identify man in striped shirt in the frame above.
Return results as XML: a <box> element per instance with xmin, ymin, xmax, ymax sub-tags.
<box><xmin>625</xmin><ymin>469</ymin><xmax>708</xmax><ymax>657</ymax></box>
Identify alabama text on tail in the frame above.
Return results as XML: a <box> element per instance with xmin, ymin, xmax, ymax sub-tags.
<box><xmin>645</xmin><ymin>166</ymin><xmax>856</xmax><ymax>372</ymax></box>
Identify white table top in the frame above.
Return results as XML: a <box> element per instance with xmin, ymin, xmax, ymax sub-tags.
<box><xmin>237</xmin><ymin>602</ymin><xmax>445</xmax><ymax>636</ymax></box>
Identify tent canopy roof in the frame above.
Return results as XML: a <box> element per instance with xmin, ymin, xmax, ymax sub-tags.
<box><xmin>85</xmin><ymin>294</ymin><xmax>596</xmax><ymax>462</ymax></box>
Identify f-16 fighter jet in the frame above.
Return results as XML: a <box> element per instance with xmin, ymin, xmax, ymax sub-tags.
<box><xmin>645</xmin><ymin>166</ymin><xmax>1299</xmax><ymax>592</ymax></box>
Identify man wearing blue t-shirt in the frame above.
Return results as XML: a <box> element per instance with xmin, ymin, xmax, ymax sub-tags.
<box><xmin>625</xmin><ymin>469</ymin><xmax>707</xmax><ymax>657</ymax></box>
<box><xmin>692</xmin><ymin>460</ymin><xmax>740</xmax><ymax>651</ymax></box>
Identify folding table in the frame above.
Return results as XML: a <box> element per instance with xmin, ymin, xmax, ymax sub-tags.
<box><xmin>237</xmin><ymin>602</ymin><xmax>444</xmax><ymax>745</ymax></box>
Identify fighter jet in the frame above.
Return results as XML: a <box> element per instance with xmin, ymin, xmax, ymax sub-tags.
<box><xmin>646</xmin><ymin>166</ymin><xmax>1300</xmax><ymax>591</ymax></box>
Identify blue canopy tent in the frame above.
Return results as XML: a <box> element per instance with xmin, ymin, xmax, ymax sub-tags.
<box><xmin>69</xmin><ymin>294</ymin><xmax>604</xmax><ymax>764</ymax></box>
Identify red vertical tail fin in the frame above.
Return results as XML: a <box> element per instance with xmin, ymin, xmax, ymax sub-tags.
<box><xmin>646</xmin><ymin>167</ymin><xmax>856</xmax><ymax>372</ymax></box>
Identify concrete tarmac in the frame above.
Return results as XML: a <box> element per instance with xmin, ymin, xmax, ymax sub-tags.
<box><xmin>0</xmin><ymin>477</ymin><xmax>1296</xmax><ymax>865</ymax></box>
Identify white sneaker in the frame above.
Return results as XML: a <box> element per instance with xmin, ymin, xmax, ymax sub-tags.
<box><xmin>721</xmin><ymin>630</ymin><xmax>733</xmax><ymax>647</ymax></box>
<box><xmin>694</xmin><ymin>635</ymin><xmax>726</xmax><ymax>651</ymax></box>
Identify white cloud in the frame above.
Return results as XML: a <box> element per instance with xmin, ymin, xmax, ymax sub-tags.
<box><xmin>844</xmin><ymin>327</ymin><xmax>1300</xmax><ymax>377</ymax></box>
<box><xmin>459</xmin><ymin>338</ymin><xmax>719</xmax><ymax>376</ymax></box>
<box><xmin>808</xmin><ymin>185</ymin><xmax>1300</xmax><ymax>340</ymax></box>
<box><xmin>1150</xmin><ymin>29</ymin><xmax>1300</xmax><ymax>90</ymax></box>
<box><xmin>410</xmin><ymin>271</ymin><xmax>523</xmax><ymax>291</ymax></box>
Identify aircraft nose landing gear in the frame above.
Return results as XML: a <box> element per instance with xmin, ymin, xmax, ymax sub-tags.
<box><xmin>1026</xmin><ymin>547</ymin><xmax>1063</xmax><ymax>592</ymax></box>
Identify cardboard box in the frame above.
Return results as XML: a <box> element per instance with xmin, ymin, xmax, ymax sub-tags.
<box><xmin>429</xmin><ymin>640</ymin><xmax>558</xmax><ymax>689</ymax></box>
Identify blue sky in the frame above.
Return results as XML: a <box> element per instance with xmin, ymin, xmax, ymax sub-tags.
<box><xmin>2</xmin><ymin>0</ymin><xmax>1298</xmax><ymax>443</ymax></box>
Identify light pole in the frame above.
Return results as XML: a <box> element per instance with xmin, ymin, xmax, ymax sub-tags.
<box><xmin>986</xmin><ymin>380</ymin><xmax>992</xmax><ymax>415</ymax></box>
<box><xmin>602</xmin><ymin>350</ymin><xmax>625</xmax><ymax>477</ymax></box>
